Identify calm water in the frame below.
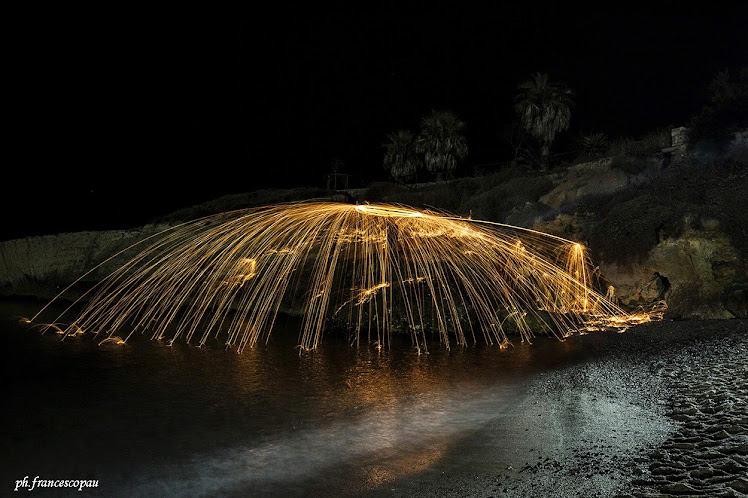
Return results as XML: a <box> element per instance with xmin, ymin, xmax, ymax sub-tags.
<box><xmin>0</xmin><ymin>298</ymin><xmax>620</xmax><ymax>496</ymax></box>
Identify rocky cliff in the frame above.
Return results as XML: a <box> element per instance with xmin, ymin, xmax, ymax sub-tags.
<box><xmin>528</xmin><ymin>132</ymin><xmax>748</xmax><ymax>319</ymax></box>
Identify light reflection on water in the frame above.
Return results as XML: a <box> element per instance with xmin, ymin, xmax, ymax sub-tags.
<box><xmin>0</xmin><ymin>299</ymin><xmax>592</xmax><ymax>496</ymax></box>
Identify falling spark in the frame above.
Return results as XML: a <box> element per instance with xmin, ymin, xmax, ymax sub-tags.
<box><xmin>98</xmin><ymin>336</ymin><xmax>126</xmax><ymax>346</ymax></box>
<box><xmin>30</xmin><ymin>202</ymin><xmax>657</xmax><ymax>352</ymax></box>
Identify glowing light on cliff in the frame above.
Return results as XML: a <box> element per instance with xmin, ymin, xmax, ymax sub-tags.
<box><xmin>31</xmin><ymin>202</ymin><xmax>655</xmax><ymax>352</ymax></box>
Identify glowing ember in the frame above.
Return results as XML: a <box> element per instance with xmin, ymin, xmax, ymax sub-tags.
<box><xmin>355</xmin><ymin>204</ymin><xmax>423</xmax><ymax>218</ymax></box>
<box><xmin>31</xmin><ymin>202</ymin><xmax>657</xmax><ymax>352</ymax></box>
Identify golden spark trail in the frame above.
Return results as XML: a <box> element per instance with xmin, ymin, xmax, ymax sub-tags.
<box><xmin>31</xmin><ymin>202</ymin><xmax>657</xmax><ymax>352</ymax></box>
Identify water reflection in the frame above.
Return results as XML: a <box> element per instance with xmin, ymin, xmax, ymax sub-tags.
<box><xmin>1</xmin><ymin>299</ymin><xmax>600</xmax><ymax>497</ymax></box>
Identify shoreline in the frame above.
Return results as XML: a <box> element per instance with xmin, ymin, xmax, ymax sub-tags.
<box><xmin>362</xmin><ymin>319</ymin><xmax>748</xmax><ymax>497</ymax></box>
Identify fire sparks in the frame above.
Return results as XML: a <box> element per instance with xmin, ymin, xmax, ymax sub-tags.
<box><xmin>30</xmin><ymin>202</ymin><xmax>657</xmax><ymax>353</ymax></box>
<box><xmin>354</xmin><ymin>204</ymin><xmax>423</xmax><ymax>218</ymax></box>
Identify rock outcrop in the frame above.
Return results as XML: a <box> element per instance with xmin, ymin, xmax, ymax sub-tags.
<box><xmin>539</xmin><ymin>157</ymin><xmax>650</xmax><ymax>209</ymax></box>
<box><xmin>529</xmin><ymin>130</ymin><xmax>747</xmax><ymax>319</ymax></box>
<box><xmin>598</xmin><ymin>229</ymin><xmax>746</xmax><ymax>319</ymax></box>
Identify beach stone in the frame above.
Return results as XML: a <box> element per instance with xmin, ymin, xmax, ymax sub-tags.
<box><xmin>689</xmin><ymin>467</ymin><xmax>714</xmax><ymax>478</ymax></box>
<box><xmin>696</xmin><ymin>439</ymin><xmax>721</xmax><ymax>449</ymax></box>
<box><xmin>723</xmin><ymin>443</ymin><xmax>748</xmax><ymax>455</ymax></box>
<box><xmin>661</xmin><ymin>482</ymin><xmax>697</xmax><ymax>494</ymax></box>
<box><xmin>632</xmin><ymin>478</ymin><xmax>658</xmax><ymax>487</ymax></box>
<box><xmin>716</xmin><ymin>460</ymin><xmax>745</xmax><ymax>474</ymax></box>
<box><xmin>651</xmin><ymin>465</ymin><xmax>679</xmax><ymax>475</ymax></box>
<box><xmin>669</xmin><ymin>442</ymin><xmax>695</xmax><ymax>450</ymax></box>
<box><xmin>707</xmin><ymin>474</ymin><xmax>738</xmax><ymax>486</ymax></box>
<box><xmin>679</xmin><ymin>437</ymin><xmax>702</xmax><ymax>444</ymax></box>
<box><xmin>710</xmin><ymin>490</ymin><xmax>741</xmax><ymax>498</ymax></box>
<box><xmin>729</xmin><ymin>478</ymin><xmax>748</xmax><ymax>493</ymax></box>
<box><xmin>650</xmin><ymin>449</ymin><xmax>667</xmax><ymax>459</ymax></box>
<box><xmin>701</xmin><ymin>452</ymin><xmax>724</xmax><ymax>459</ymax></box>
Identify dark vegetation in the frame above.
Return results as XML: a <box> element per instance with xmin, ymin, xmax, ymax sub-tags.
<box><xmin>687</xmin><ymin>67</ymin><xmax>748</xmax><ymax>144</ymax></box>
<box><xmin>604</xmin><ymin>128</ymin><xmax>672</xmax><ymax>159</ymax></box>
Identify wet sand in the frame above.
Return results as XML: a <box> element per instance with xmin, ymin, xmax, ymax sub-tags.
<box><xmin>366</xmin><ymin>320</ymin><xmax>748</xmax><ymax>498</ymax></box>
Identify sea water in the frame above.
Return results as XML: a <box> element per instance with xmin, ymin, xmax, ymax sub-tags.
<box><xmin>0</xmin><ymin>298</ymin><xmax>646</xmax><ymax>497</ymax></box>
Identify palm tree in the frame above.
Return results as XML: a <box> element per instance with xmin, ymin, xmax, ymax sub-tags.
<box><xmin>383</xmin><ymin>130</ymin><xmax>420</xmax><ymax>183</ymax></box>
<box><xmin>416</xmin><ymin>110</ymin><xmax>468</xmax><ymax>181</ymax></box>
<box><xmin>514</xmin><ymin>73</ymin><xmax>573</xmax><ymax>169</ymax></box>
<box><xmin>502</xmin><ymin>121</ymin><xmax>527</xmax><ymax>163</ymax></box>
<box><xmin>577</xmin><ymin>131</ymin><xmax>610</xmax><ymax>159</ymax></box>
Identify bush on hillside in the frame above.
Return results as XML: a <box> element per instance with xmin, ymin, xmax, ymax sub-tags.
<box><xmin>604</xmin><ymin>128</ymin><xmax>671</xmax><ymax>158</ymax></box>
<box><xmin>688</xmin><ymin>67</ymin><xmax>748</xmax><ymax>143</ymax></box>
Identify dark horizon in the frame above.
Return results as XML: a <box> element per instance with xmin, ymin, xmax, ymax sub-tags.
<box><xmin>4</xmin><ymin>5</ymin><xmax>747</xmax><ymax>240</ymax></box>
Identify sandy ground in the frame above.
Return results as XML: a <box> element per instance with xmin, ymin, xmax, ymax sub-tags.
<box><xmin>365</xmin><ymin>319</ymin><xmax>748</xmax><ymax>498</ymax></box>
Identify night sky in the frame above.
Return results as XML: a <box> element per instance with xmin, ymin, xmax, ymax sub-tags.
<box><xmin>5</xmin><ymin>4</ymin><xmax>747</xmax><ymax>240</ymax></box>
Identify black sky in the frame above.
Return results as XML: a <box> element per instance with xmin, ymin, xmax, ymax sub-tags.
<box><xmin>4</xmin><ymin>4</ymin><xmax>747</xmax><ymax>240</ymax></box>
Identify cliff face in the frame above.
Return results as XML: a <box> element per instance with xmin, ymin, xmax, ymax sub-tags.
<box><xmin>538</xmin><ymin>157</ymin><xmax>658</xmax><ymax>209</ymax></box>
<box><xmin>593</xmin><ymin>228</ymin><xmax>745</xmax><ymax>319</ymax></box>
<box><xmin>0</xmin><ymin>225</ymin><xmax>171</xmax><ymax>300</ymax></box>
<box><xmin>528</xmin><ymin>132</ymin><xmax>748</xmax><ymax>319</ymax></box>
<box><xmin>533</xmin><ymin>211</ymin><xmax>747</xmax><ymax>319</ymax></box>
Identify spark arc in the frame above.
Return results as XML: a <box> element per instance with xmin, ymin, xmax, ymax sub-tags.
<box><xmin>33</xmin><ymin>202</ymin><xmax>652</xmax><ymax>352</ymax></box>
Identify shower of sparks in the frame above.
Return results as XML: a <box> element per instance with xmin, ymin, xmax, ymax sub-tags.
<box><xmin>31</xmin><ymin>202</ymin><xmax>657</xmax><ymax>353</ymax></box>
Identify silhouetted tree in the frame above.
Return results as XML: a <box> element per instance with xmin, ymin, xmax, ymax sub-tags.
<box><xmin>502</xmin><ymin>122</ymin><xmax>527</xmax><ymax>163</ymax></box>
<box><xmin>383</xmin><ymin>130</ymin><xmax>420</xmax><ymax>183</ymax></box>
<box><xmin>577</xmin><ymin>131</ymin><xmax>610</xmax><ymax>159</ymax></box>
<box><xmin>688</xmin><ymin>66</ymin><xmax>748</xmax><ymax>143</ymax></box>
<box><xmin>416</xmin><ymin>110</ymin><xmax>468</xmax><ymax>181</ymax></box>
<box><xmin>514</xmin><ymin>73</ymin><xmax>573</xmax><ymax>169</ymax></box>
